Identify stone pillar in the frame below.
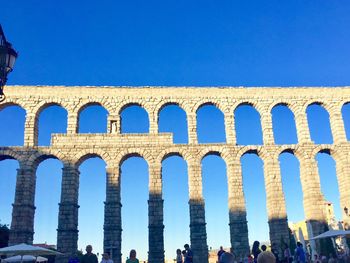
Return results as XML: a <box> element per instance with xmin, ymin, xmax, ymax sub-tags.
<box><xmin>299</xmin><ymin>156</ymin><xmax>327</xmax><ymax>253</ymax></box>
<box><xmin>334</xmin><ymin>154</ymin><xmax>350</xmax><ymax>229</ymax></box>
<box><xmin>9</xmin><ymin>166</ymin><xmax>36</xmax><ymax>244</ymax></box>
<box><xmin>149</xmin><ymin>111</ymin><xmax>158</xmax><ymax>134</ymax></box>
<box><xmin>188</xmin><ymin>161</ymin><xmax>208</xmax><ymax>263</ymax></box>
<box><xmin>104</xmin><ymin>167</ymin><xmax>122</xmax><ymax>263</ymax></box>
<box><xmin>294</xmin><ymin>110</ymin><xmax>311</xmax><ymax>143</ymax></box>
<box><xmin>261</xmin><ymin>113</ymin><xmax>275</xmax><ymax>144</ymax></box>
<box><xmin>225</xmin><ymin>113</ymin><xmax>236</xmax><ymax>144</ymax></box>
<box><xmin>187</xmin><ymin>113</ymin><xmax>198</xmax><ymax>144</ymax></box>
<box><xmin>262</xmin><ymin>153</ymin><xmax>289</xmax><ymax>257</ymax></box>
<box><xmin>24</xmin><ymin>113</ymin><xmax>38</xmax><ymax>146</ymax></box>
<box><xmin>148</xmin><ymin>163</ymin><xmax>164</xmax><ymax>263</ymax></box>
<box><xmin>67</xmin><ymin>112</ymin><xmax>78</xmax><ymax>134</ymax></box>
<box><xmin>227</xmin><ymin>159</ymin><xmax>249</xmax><ymax>258</ymax></box>
<box><xmin>57</xmin><ymin>166</ymin><xmax>80</xmax><ymax>260</ymax></box>
<box><xmin>329</xmin><ymin>109</ymin><xmax>347</xmax><ymax>144</ymax></box>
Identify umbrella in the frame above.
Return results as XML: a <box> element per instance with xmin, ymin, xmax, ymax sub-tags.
<box><xmin>310</xmin><ymin>229</ymin><xmax>350</xmax><ymax>240</ymax></box>
<box><xmin>0</xmin><ymin>244</ymin><xmax>61</xmax><ymax>256</ymax></box>
<box><xmin>3</xmin><ymin>255</ymin><xmax>48</xmax><ymax>262</ymax></box>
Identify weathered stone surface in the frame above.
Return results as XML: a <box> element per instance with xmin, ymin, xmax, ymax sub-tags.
<box><xmin>2</xmin><ymin>85</ymin><xmax>350</xmax><ymax>263</ymax></box>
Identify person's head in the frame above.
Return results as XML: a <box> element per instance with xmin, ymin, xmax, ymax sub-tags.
<box><xmin>252</xmin><ymin>241</ymin><xmax>260</xmax><ymax>251</ymax></box>
<box><xmin>102</xmin><ymin>253</ymin><xmax>110</xmax><ymax>260</ymax></box>
<box><xmin>129</xmin><ymin>249</ymin><xmax>136</xmax><ymax>259</ymax></box>
<box><xmin>220</xmin><ymin>246</ymin><xmax>224</xmax><ymax>250</ymax></box>
<box><xmin>176</xmin><ymin>249</ymin><xmax>181</xmax><ymax>255</ymax></box>
<box><xmin>261</xmin><ymin>245</ymin><xmax>267</xmax><ymax>252</ymax></box>
<box><xmin>184</xmin><ymin>244</ymin><xmax>190</xmax><ymax>250</ymax></box>
<box><xmin>296</xmin><ymin>242</ymin><xmax>302</xmax><ymax>247</ymax></box>
<box><xmin>220</xmin><ymin>252</ymin><xmax>235</xmax><ymax>263</ymax></box>
<box><xmin>257</xmin><ymin>251</ymin><xmax>276</xmax><ymax>263</ymax></box>
<box><xmin>86</xmin><ymin>245</ymin><xmax>93</xmax><ymax>254</ymax></box>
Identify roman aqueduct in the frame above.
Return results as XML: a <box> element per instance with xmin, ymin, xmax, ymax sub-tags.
<box><xmin>1</xmin><ymin>86</ymin><xmax>350</xmax><ymax>263</ymax></box>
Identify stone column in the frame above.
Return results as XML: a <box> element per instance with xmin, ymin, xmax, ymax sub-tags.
<box><xmin>188</xmin><ymin>161</ymin><xmax>208</xmax><ymax>263</ymax></box>
<box><xmin>227</xmin><ymin>159</ymin><xmax>249</xmax><ymax>258</ymax></box>
<box><xmin>294</xmin><ymin>109</ymin><xmax>311</xmax><ymax>143</ymax></box>
<box><xmin>329</xmin><ymin>108</ymin><xmax>347</xmax><ymax>144</ymax></box>
<box><xmin>148</xmin><ymin>163</ymin><xmax>164</xmax><ymax>263</ymax></box>
<box><xmin>104</xmin><ymin>167</ymin><xmax>122</xmax><ymax>263</ymax></box>
<box><xmin>57</xmin><ymin>165</ymin><xmax>80</xmax><ymax>260</ymax></box>
<box><xmin>149</xmin><ymin>111</ymin><xmax>158</xmax><ymax>134</ymax></box>
<box><xmin>67</xmin><ymin>112</ymin><xmax>78</xmax><ymax>134</ymax></box>
<box><xmin>262</xmin><ymin>152</ymin><xmax>289</xmax><ymax>257</ymax></box>
<box><xmin>187</xmin><ymin>113</ymin><xmax>198</xmax><ymax>144</ymax></box>
<box><xmin>24</xmin><ymin>113</ymin><xmax>38</xmax><ymax>146</ymax></box>
<box><xmin>334</xmin><ymin>154</ymin><xmax>350</xmax><ymax>229</ymax></box>
<box><xmin>225</xmin><ymin>113</ymin><xmax>236</xmax><ymax>144</ymax></box>
<box><xmin>9</xmin><ymin>166</ymin><xmax>36</xmax><ymax>244</ymax></box>
<box><xmin>299</xmin><ymin>156</ymin><xmax>327</xmax><ymax>253</ymax></box>
<box><xmin>261</xmin><ymin>113</ymin><xmax>275</xmax><ymax>144</ymax></box>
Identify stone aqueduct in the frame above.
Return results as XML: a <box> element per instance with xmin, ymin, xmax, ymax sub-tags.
<box><xmin>1</xmin><ymin>85</ymin><xmax>350</xmax><ymax>263</ymax></box>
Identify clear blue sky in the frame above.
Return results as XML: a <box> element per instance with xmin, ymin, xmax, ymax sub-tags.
<box><xmin>1</xmin><ymin>1</ymin><xmax>350</xmax><ymax>261</ymax></box>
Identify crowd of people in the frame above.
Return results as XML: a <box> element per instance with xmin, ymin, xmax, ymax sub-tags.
<box><xmin>70</xmin><ymin>242</ymin><xmax>350</xmax><ymax>263</ymax></box>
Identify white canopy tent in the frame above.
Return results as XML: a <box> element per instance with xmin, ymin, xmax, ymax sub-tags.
<box><xmin>310</xmin><ymin>229</ymin><xmax>350</xmax><ymax>240</ymax></box>
<box><xmin>3</xmin><ymin>255</ymin><xmax>48</xmax><ymax>262</ymax></box>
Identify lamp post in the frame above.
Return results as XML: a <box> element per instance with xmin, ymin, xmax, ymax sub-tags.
<box><xmin>0</xmin><ymin>24</ymin><xmax>18</xmax><ymax>102</ymax></box>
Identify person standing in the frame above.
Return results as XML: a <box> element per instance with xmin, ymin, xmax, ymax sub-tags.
<box><xmin>218</xmin><ymin>246</ymin><xmax>226</xmax><ymax>262</ymax></box>
<box><xmin>252</xmin><ymin>241</ymin><xmax>262</xmax><ymax>263</ymax></box>
<box><xmin>184</xmin><ymin>244</ymin><xmax>193</xmax><ymax>263</ymax></box>
<box><xmin>81</xmin><ymin>245</ymin><xmax>98</xmax><ymax>263</ymax></box>
<box><xmin>295</xmin><ymin>242</ymin><xmax>306</xmax><ymax>263</ymax></box>
<box><xmin>176</xmin><ymin>249</ymin><xmax>183</xmax><ymax>263</ymax></box>
<box><xmin>126</xmin><ymin>250</ymin><xmax>139</xmax><ymax>263</ymax></box>
<box><xmin>100</xmin><ymin>253</ymin><xmax>113</xmax><ymax>263</ymax></box>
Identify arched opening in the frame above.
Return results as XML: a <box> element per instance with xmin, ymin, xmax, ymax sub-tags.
<box><xmin>78</xmin><ymin>104</ymin><xmax>108</xmax><ymax>133</ymax></box>
<box><xmin>0</xmin><ymin>105</ymin><xmax>26</xmax><ymax>146</ymax></box>
<box><xmin>279</xmin><ymin>152</ymin><xmax>304</xmax><ymax>223</ymax></box>
<box><xmin>120</xmin><ymin>105</ymin><xmax>149</xmax><ymax>133</ymax></box>
<box><xmin>121</xmin><ymin>156</ymin><xmax>149</xmax><ymax>261</ymax></box>
<box><xmin>162</xmin><ymin>154</ymin><xmax>189</xmax><ymax>260</ymax></box>
<box><xmin>241</xmin><ymin>152</ymin><xmax>268</xmax><ymax>244</ymax></box>
<box><xmin>201</xmin><ymin>153</ymin><xmax>230</xmax><ymax>250</ymax></box>
<box><xmin>34</xmin><ymin>157</ymin><xmax>63</xmax><ymax>245</ymax></box>
<box><xmin>0</xmin><ymin>157</ymin><xmax>19</xmax><ymax>226</ymax></box>
<box><xmin>235</xmin><ymin>104</ymin><xmax>263</xmax><ymax>145</ymax></box>
<box><xmin>158</xmin><ymin>104</ymin><xmax>188</xmax><ymax>144</ymax></box>
<box><xmin>272</xmin><ymin>105</ymin><xmax>298</xmax><ymax>144</ymax></box>
<box><xmin>306</xmin><ymin>104</ymin><xmax>333</xmax><ymax>144</ymax></box>
<box><xmin>316</xmin><ymin>151</ymin><xmax>341</xmax><ymax>222</ymax></box>
<box><xmin>196</xmin><ymin>104</ymin><xmax>226</xmax><ymax>144</ymax></box>
<box><xmin>341</xmin><ymin>103</ymin><xmax>350</xmax><ymax>141</ymax></box>
<box><xmin>78</xmin><ymin>156</ymin><xmax>106</xmax><ymax>257</ymax></box>
<box><xmin>37</xmin><ymin>105</ymin><xmax>67</xmax><ymax>146</ymax></box>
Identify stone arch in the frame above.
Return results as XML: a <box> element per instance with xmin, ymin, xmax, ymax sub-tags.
<box><xmin>306</xmin><ymin>102</ymin><xmax>333</xmax><ymax>144</ymax></box>
<box><xmin>0</xmin><ymin>102</ymin><xmax>27</xmax><ymax>146</ymax></box>
<box><xmin>155</xmin><ymin>100</ymin><xmax>188</xmax><ymax>116</ymax></box>
<box><xmin>76</xmin><ymin>102</ymin><xmax>109</xmax><ymax>133</ymax></box>
<box><xmin>75</xmin><ymin>150</ymin><xmax>111</xmax><ymax>168</ymax></box>
<box><xmin>341</xmin><ymin>101</ymin><xmax>350</xmax><ymax>141</ymax></box>
<box><xmin>0</xmin><ymin>149</ymin><xmax>25</xmax><ymax>163</ymax></box>
<box><xmin>193</xmin><ymin>100</ymin><xmax>226</xmax><ymax>114</ymax></box>
<box><xmin>159</xmin><ymin>150</ymin><xmax>187</xmax><ymax>164</ymax></box>
<box><xmin>233</xmin><ymin>101</ymin><xmax>261</xmax><ymax>115</ymax></box>
<box><xmin>117</xmin><ymin>149</ymin><xmax>153</xmax><ymax>167</ymax></box>
<box><xmin>271</xmin><ymin>103</ymin><xmax>298</xmax><ymax>144</ymax></box>
<box><xmin>119</xmin><ymin>102</ymin><xmax>150</xmax><ymax>134</ymax></box>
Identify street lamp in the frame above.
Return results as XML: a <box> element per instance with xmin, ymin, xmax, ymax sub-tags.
<box><xmin>0</xmin><ymin>24</ymin><xmax>18</xmax><ymax>102</ymax></box>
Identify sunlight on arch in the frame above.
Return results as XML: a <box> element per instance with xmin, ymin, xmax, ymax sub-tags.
<box><xmin>78</xmin><ymin>155</ymin><xmax>107</xmax><ymax>256</ymax></box>
<box><xmin>78</xmin><ymin>104</ymin><xmax>108</xmax><ymax>133</ymax></box>
<box><xmin>0</xmin><ymin>104</ymin><xmax>26</xmax><ymax>146</ymax></box>
<box><xmin>341</xmin><ymin>103</ymin><xmax>350</xmax><ymax>141</ymax></box>
<box><xmin>0</xmin><ymin>157</ymin><xmax>19</xmax><ymax>226</ymax></box>
<box><xmin>235</xmin><ymin>104</ymin><xmax>263</xmax><ymax>145</ymax></box>
<box><xmin>316</xmin><ymin>150</ymin><xmax>341</xmax><ymax>221</ymax></box>
<box><xmin>33</xmin><ymin>156</ymin><xmax>63</xmax><ymax>245</ymax></box>
<box><xmin>197</xmin><ymin>104</ymin><xmax>226</xmax><ymax>144</ymax></box>
<box><xmin>120</xmin><ymin>104</ymin><xmax>149</xmax><ymax>133</ymax></box>
<box><xmin>120</xmin><ymin>155</ymin><xmax>149</xmax><ymax>261</ymax></box>
<box><xmin>37</xmin><ymin>104</ymin><xmax>67</xmax><ymax>146</ymax></box>
<box><xmin>240</xmin><ymin>151</ymin><xmax>268</xmax><ymax>244</ymax></box>
<box><xmin>306</xmin><ymin>104</ymin><xmax>333</xmax><ymax>144</ymax></box>
<box><xmin>161</xmin><ymin>154</ymin><xmax>189</xmax><ymax>260</ymax></box>
<box><xmin>271</xmin><ymin>105</ymin><xmax>298</xmax><ymax>144</ymax></box>
<box><xmin>201</xmin><ymin>153</ymin><xmax>230</xmax><ymax>250</ymax></box>
<box><xmin>279</xmin><ymin>151</ymin><xmax>304</xmax><ymax>223</ymax></box>
<box><xmin>158</xmin><ymin>104</ymin><xmax>188</xmax><ymax>144</ymax></box>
